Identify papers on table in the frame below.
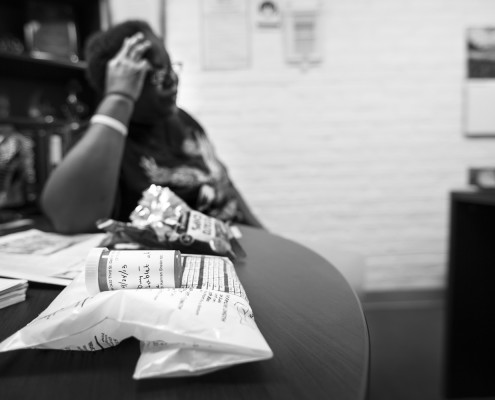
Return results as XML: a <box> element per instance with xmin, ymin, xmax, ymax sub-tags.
<box><xmin>0</xmin><ymin>218</ymin><xmax>34</xmax><ymax>232</ymax></box>
<box><xmin>0</xmin><ymin>229</ymin><xmax>106</xmax><ymax>286</ymax></box>
<box><xmin>0</xmin><ymin>278</ymin><xmax>28</xmax><ymax>310</ymax></box>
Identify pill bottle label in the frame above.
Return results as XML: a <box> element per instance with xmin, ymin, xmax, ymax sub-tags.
<box><xmin>86</xmin><ymin>248</ymin><xmax>182</xmax><ymax>294</ymax></box>
<box><xmin>104</xmin><ymin>250</ymin><xmax>179</xmax><ymax>291</ymax></box>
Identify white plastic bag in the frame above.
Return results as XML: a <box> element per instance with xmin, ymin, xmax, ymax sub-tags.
<box><xmin>0</xmin><ymin>272</ymin><xmax>272</xmax><ymax>378</ymax></box>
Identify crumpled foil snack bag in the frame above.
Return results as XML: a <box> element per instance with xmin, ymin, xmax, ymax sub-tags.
<box><xmin>97</xmin><ymin>185</ymin><xmax>245</xmax><ymax>259</ymax></box>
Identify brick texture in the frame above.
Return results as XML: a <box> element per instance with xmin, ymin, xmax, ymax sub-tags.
<box><xmin>165</xmin><ymin>0</ymin><xmax>495</xmax><ymax>290</ymax></box>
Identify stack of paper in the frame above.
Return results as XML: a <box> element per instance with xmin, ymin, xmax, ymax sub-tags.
<box><xmin>0</xmin><ymin>278</ymin><xmax>28</xmax><ymax>310</ymax></box>
<box><xmin>0</xmin><ymin>229</ymin><xmax>106</xmax><ymax>286</ymax></box>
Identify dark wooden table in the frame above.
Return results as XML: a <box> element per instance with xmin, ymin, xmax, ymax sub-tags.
<box><xmin>0</xmin><ymin>226</ymin><xmax>369</xmax><ymax>400</ymax></box>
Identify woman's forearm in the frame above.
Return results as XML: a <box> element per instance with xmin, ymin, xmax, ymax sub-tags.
<box><xmin>41</xmin><ymin>95</ymin><xmax>133</xmax><ymax>233</ymax></box>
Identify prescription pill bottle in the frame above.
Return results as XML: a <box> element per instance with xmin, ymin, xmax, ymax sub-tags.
<box><xmin>85</xmin><ymin>247</ymin><xmax>182</xmax><ymax>295</ymax></box>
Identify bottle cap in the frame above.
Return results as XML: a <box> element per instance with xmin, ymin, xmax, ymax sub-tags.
<box><xmin>85</xmin><ymin>247</ymin><xmax>108</xmax><ymax>295</ymax></box>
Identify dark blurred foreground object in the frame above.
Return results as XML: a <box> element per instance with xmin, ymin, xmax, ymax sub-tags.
<box><xmin>444</xmin><ymin>191</ymin><xmax>495</xmax><ymax>398</ymax></box>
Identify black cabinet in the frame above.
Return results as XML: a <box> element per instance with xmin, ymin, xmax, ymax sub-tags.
<box><xmin>444</xmin><ymin>190</ymin><xmax>495</xmax><ymax>398</ymax></box>
<box><xmin>0</xmin><ymin>0</ymin><xmax>103</xmax><ymax>211</ymax></box>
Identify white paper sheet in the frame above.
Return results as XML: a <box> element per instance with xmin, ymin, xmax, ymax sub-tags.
<box><xmin>0</xmin><ymin>229</ymin><xmax>106</xmax><ymax>286</ymax></box>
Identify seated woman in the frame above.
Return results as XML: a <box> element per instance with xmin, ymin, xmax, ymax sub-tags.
<box><xmin>41</xmin><ymin>20</ymin><xmax>263</xmax><ymax>233</ymax></box>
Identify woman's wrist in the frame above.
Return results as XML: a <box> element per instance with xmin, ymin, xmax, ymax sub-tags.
<box><xmin>90</xmin><ymin>114</ymin><xmax>128</xmax><ymax>136</ymax></box>
<box><xmin>105</xmin><ymin>91</ymin><xmax>136</xmax><ymax>104</ymax></box>
<box><xmin>96</xmin><ymin>93</ymin><xmax>135</xmax><ymax>127</ymax></box>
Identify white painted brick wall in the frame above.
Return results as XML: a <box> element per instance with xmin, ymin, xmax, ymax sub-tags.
<box><xmin>165</xmin><ymin>0</ymin><xmax>495</xmax><ymax>291</ymax></box>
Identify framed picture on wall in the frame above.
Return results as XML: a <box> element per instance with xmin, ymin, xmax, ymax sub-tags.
<box><xmin>256</xmin><ymin>0</ymin><xmax>281</xmax><ymax>28</ymax></box>
<box><xmin>465</xmin><ymin>27</ymin><xmax>495</xmax><ymax>137</ymax></box>
<box><xmin>284</xmin><ymin>0</ymin><xmax>323</xmax><ymax>66</ymax></box>
<box><xmin>24</xmin><ymin>1</ymin><xmax>79</xmax><ymax>63</ymax></box>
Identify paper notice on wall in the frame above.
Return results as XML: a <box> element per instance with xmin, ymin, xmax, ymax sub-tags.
<box><xmin>107</xmin><ymin>0</ymin><xmax>164</xmax><ymax>36</ymax></box>
<box><xmin>201</xmin><ymin>0</ymin><xmax>250</xmax><ymax>70</ymax></box>
<box><xmin>465</xmin><ymin>81</ymin><xmax>495</xmax><ymax>136</ymax></box>
<box><xmin>465</xmin><ymin>27</ymin><xmax>495</xmax><ymax>136</ymax></box>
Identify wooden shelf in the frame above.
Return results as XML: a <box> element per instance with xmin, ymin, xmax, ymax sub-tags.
<box><xmin>0</xmin><ymin>52</ymin><xmax>87</xmax><ymax>81</ymax></box>
<box><xmin>0</xmin><ymin>0</ymin><xmax>101</xmax><ymax>210</ymax></box>
<box><xmin>0</xmin><ymin>52</ymin><xmax>87</xmax><ymax>69</ymax></box>
<box><xmin>0</xmin><ymin>116</ymin><xmax>82</xmax><ymax>128</ymax></box>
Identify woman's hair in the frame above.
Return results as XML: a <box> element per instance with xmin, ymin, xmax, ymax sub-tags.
<box><xmin>84</xmin><ymin>20</ymin><xmax>153</xmax><ymax>94</ymax></box>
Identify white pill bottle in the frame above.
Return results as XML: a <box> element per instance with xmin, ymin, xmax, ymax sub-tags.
<box><xmin>85</xmin><ymin>247</ymin><xmax>182</xmax><ymax>295</ymax></box>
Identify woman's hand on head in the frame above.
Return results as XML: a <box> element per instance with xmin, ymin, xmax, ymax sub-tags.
<box><xmin>104</xmin><ymin>32</ymin><xmax>151</xmax><ymax>101</ymax></box>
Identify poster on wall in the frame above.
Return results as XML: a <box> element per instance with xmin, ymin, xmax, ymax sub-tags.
<box><xmin>465</xmin><ymin>27</ymin><xmax>495</xmax><ymax>137</ymax></box>
<box><xmin>201</xmin><ymin>0</ymin><xmax>250</xmax><ymax>70</ymax></box>
<box><xmin>107</xmin><ymin>0</ymin><xmax>164</xmax><ymax>38</ymax></box>
<box><xmin>284</xmin><ymin>0</ymin><xmax>322</xmax><ymax>66</ymax></box>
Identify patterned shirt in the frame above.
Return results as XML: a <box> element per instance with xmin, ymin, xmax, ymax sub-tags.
<box><xmin>114</xmin><ymin>108</ymin><xmax>241</xmax><ymax>223</ymax></box>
